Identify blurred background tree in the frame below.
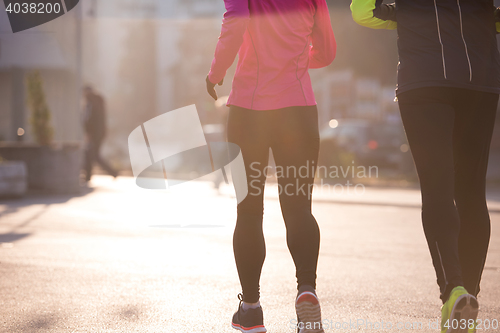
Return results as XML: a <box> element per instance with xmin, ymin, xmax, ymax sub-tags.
<box><xmin>26</xmin><ymin>71</ymin><xmax>54</xmax><ymax>146</ymax></box>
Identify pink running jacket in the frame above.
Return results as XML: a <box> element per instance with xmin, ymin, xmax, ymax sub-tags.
<box><xmin>208</xmin><ymin>0</ymin><xmax>336</xmax><ymax>110</ymax></box>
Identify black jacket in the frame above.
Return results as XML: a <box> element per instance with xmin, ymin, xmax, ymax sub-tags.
<box><xmin>352</xmin><ymin>0</ymin><xmax>500</xmax><ymax>95</ymax></box>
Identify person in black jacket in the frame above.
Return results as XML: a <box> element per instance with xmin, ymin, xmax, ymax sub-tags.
<box><xmin>351</xmin><ymin>1</ymin><xmax>500</xmax><ymax>332</ymax></box>
<box><xmin>82</xmin><ymin>85</ymin><xmax>118</xmax><ymax>182</ymax></box>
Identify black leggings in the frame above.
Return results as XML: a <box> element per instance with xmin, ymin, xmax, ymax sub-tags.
<box><xmin>227</xmin><ymin>105</ymin><xmax>321</xmax><ymax>303</ymax></box>
<box><xmin>398</xmin><ymin>87</ymin><xmax>498</xmax><ymax>302</ymax></box>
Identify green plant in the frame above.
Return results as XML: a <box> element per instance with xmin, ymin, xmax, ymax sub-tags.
<box><xmin>26</xmin><ymin>71</ymin><xmax>54</xmax><ymax>145</ymax></box>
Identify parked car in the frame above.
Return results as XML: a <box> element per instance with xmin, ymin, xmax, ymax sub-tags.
<box><xmin>319</xmin><ymin>118</ymin><xmax>412</xmax><ymax>171</ymax></box>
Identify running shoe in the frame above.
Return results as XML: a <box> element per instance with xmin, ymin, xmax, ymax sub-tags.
<box><xmin>231</xmin><ymin>293</ymin><xmax>267</xmax><ymax>333</ymax></box>
<box><xmin>295</xmin><ymin>291</ymin><xmax>324</xmax><ymax>333</ymax></box>
<box><xmin>441</xmin><ymin>286</ymin><xmax>479</xmax><ymax>333</ymax></box>
<box><xmin>468</xmin><ymin>321</ymin><xmax>477</xmax><ymax>333</ymax></box>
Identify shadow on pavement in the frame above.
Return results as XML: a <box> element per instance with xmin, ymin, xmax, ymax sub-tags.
<box><xmin>115</xmin><ymin>304</ymin><xmax>141</xmax><ymax>322</ymax></box>
<box><xmin>0</xmin><ymin>232</ymin><xmax>31</xmax><ymax>243</ymax></box>
<box><xmin>12</xmin><ymin>313</ymin><xmax>61</xmax><ymax>333</ymax></box>
<box><xmin>0</xmin><ymin>186</ymin><xmax>95</xmax><ymax>244</ymax></box>
<box><xmin>0</xmin><ymin>185</ymin><xmax>94</xmax><ymax>208</ymax></box>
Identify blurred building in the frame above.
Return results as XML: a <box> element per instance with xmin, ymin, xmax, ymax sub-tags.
<box><xmin>317</xmin><ymin>70</ymin><xmax>354</xmax><ymax>123</ymax></box>
<box><xmin>315</xmin><ymin>69</ymin><xmax>399</xmax><ymax>127</ymax></box>
<box><xmin>353</xmin><ymin>78</ymin><xmax>382</xmax><ymax>119</ymax></box>
<box><xmin>0</xmin><ymin>2</ymin><xmax>82</xmax><ymax>143</ymax></box>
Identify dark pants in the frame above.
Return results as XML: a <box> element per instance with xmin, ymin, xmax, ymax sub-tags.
<box><xmin>227</xmin><ymin>105</ymin><xmax>321</xmax><ymax>303</ymax></box>
<box><xmin>83</xmin><ymin>139</ymin><xmax>117</xmax><ymax>181</ymax></box>
<box><xmin>398</xmin><ymin>87</ymin><xmax>498</xmax><ymax>303</ymax></box>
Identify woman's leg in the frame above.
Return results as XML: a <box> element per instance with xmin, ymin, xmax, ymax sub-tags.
<box><xmin>269</xmin><ymin>106</ymin><xmax>321</xmax><ymax>291</ymax></box>
<box><xmin>268</xmin><ymin>105</ymin><xmax>323</xmax><ymax>332</ymax></box>
<box><xmin>452</xmin><ymin>90</ymin><xmax>498</xmax><ymax>297</ymax></box>
<box><xmin>227</xmin><ymin>106</ymin><xmax>270</xmax><ymax>303</ymax></box>
<box><xmin>398</xmin><ymin>87</ymin><xmax>463</xmax><ymax>303</ymax></box>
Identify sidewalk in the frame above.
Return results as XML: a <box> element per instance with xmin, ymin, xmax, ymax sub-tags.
<box><xmin>0</xmin><ymin>175</ymin><xmax>499</xmax><ymax>332</ymax></box>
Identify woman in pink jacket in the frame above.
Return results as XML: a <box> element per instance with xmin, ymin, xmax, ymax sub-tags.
<box><xmin>207</xmin><ymin>1</ymin><xmax>336</xmax><ymax>332</ymax></box>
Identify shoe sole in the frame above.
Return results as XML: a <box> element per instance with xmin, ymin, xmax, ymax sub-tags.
<box><xmin>296</xmin><ymin>292</ymin><xmax>324</xmax><ymax>333</ymax></box>
<box><xmin>231</xmin><ymin>322</ymin><xmax>267</xmax><ymax>333</ymax></box>
<box><xmin>445</xmin><ymin>294</ymin><xmax>479</xmax><ymax>333</ymax></box>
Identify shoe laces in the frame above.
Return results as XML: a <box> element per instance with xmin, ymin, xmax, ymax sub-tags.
<box><xmin>237</xmin><ymin>293</ymin><xmax>244</xmax><ymax>319</ymax></box>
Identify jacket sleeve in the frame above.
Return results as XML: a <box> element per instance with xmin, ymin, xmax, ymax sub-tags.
<box><xmin>351</xmin><ymin>0</ymin><xmax>397</xmax><ymax>30</ymax></box>
<box><xmin>208</xmin><ymin>0</ymin><xmax>250</xmax><ymax>84</ymax></box>
<box><xmin>309</xmin><ymin>0</ymin><xmax>337</xmax><ymax>69</ymax></box>
<box><xmin>495</xmin><ymin>7</ymin><xmax>500</xmax><ymax>33</ymax></box>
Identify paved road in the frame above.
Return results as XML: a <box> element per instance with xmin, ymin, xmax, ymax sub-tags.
<box><xmin>1</xmin><ymin>176</ymin><xmax>499</xmax><ymax>332</ymax></box>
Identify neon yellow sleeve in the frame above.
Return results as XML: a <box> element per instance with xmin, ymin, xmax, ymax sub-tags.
<box><xmin>351</xmin><ymin>0</ymin><xmax>397</xmax><ymax>30</ymax></box>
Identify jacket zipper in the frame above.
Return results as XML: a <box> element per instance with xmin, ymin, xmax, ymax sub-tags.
<box><xmin>433</xmin><ymin>0</ymin><xmax>447</xmax><ymax>79</ymax></box>
<box><xmin>456</xmin><ymin>0</ymin><xmax>473</xmax><ymax>82</ymax></box>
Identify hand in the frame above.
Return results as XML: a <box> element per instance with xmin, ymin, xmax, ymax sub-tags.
<box><xmin>206</xmin><ymin>75</ymin><xmax>224</xmax><ymax>101</ymax></box>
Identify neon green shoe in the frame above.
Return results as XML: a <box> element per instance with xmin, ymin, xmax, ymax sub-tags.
<box><xmin>468</xmin><ymin>320</ymin><xmax>477</xmax><ymax>333</ymax></box>
<box><xmin>441</xmin><ymin>286</ymin><xmax>479</xmax><ymax>333</ymax></box>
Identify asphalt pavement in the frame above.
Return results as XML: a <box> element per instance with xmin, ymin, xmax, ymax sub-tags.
<box><xmin>0</xmin><ymin>175</ymin><xmax>499</xmax><ymax>333</ymax></box>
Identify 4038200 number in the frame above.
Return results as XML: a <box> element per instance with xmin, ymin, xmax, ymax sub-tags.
<box><xmin>5</xmin><ymin>2</ymin><xmax>61</xmax><ymax>14</ymax></box>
